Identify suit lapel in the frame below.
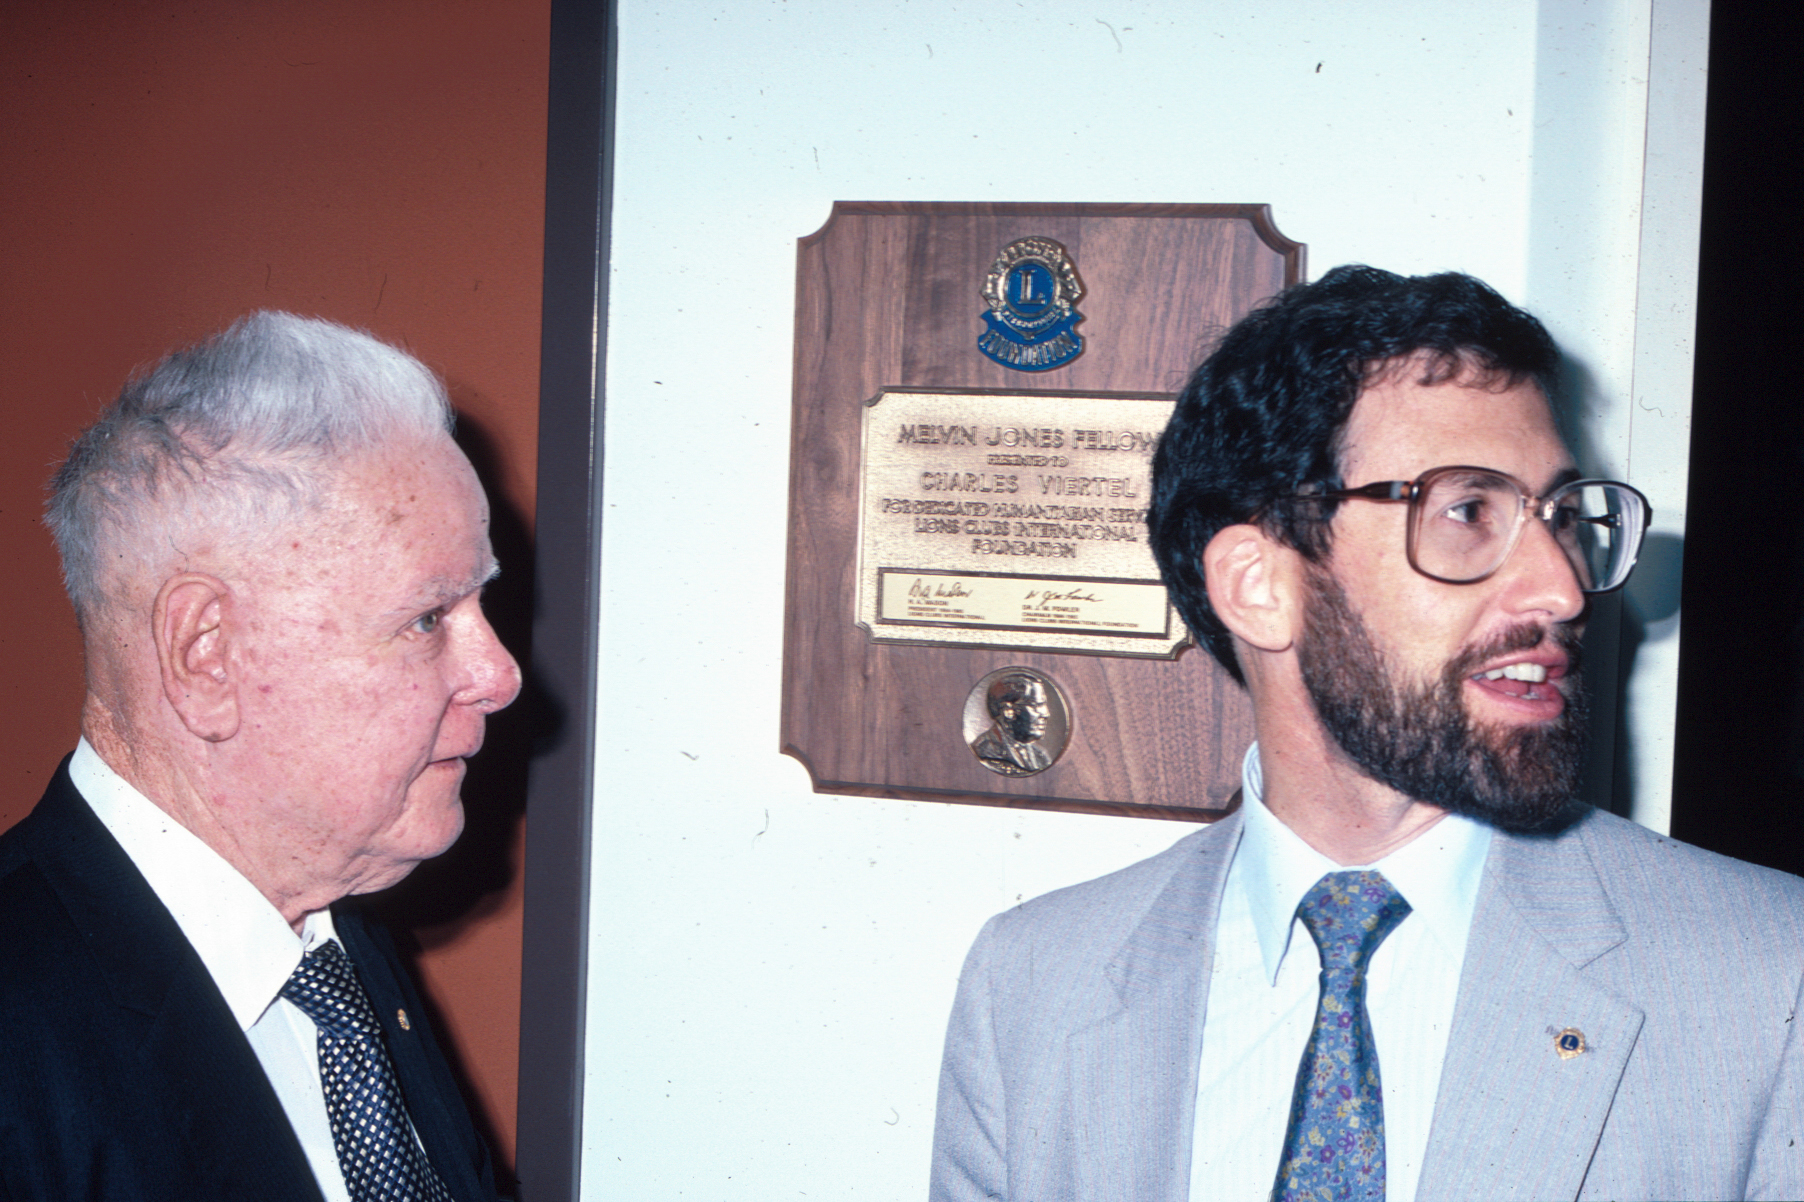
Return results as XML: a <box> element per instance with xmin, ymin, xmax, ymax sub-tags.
<box><xmin>337</xmin><ymin>905</ymin><xmax>497</xmax><ymax>1201</ymax></box>
<box><xmin>1417</xmin><ymin>818</ymin><xmax>1644</xmax><ymax>1201</ymax></box>
<box><xmin>1067</xmin><ymin>811</ymin><xmax>1242</xmax><ymax>1202</ymax></box>
<box><xmin>134</xmin><ymin>965</ymin><xmax>330</xmax><ymax>1201</ymax></box>
<box><xmin>26</xmin><ymin>767</ymin><xmax>326</xmax><ymax>1202</ymax></box>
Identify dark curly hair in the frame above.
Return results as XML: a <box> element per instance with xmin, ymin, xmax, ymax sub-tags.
<box><xmin>1147</xmin><ymin>265</ymin><xmax>1561</xmax><ymax>683</ymax></box>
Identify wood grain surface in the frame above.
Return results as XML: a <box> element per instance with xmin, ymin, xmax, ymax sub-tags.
<box><xmin>783</xmin><ymin>202</ymin><xmax>1302</xmax><ymax>819</ymax></box>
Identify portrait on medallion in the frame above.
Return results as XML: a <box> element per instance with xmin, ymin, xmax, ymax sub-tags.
<box><xmin>930</xmin><ymin>266</ymin><xmax>1804</xmax><ymax>1202</ymax></box>
<box><xmin>0</xmin><ymin>315</ymin><xmax>516</xmax><ymax>1201</ymax></box>
<box><xmin>965</xmin><ymin>667</ymin><xmax>1069</xmax><ymax>777</ymax></box>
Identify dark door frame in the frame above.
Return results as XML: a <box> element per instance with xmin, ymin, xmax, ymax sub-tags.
<box><xmin>516</xmin><ymin>1</ymin><xmax>616</xmax><ymax>1198</ymax></box>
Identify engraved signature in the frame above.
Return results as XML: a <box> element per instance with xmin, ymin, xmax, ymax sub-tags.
<box><xmin>1023</xmin><ymin>587</ymin><xmax>1103</xmax><ymax>607</ymax></box>
<box><xmin>909</xmin><ymin>578</ymin><xmax>972</xmax><ymax>600</ymax></box>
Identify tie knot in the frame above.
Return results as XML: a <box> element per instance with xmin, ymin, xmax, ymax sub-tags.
<box><xmin>1296</xmin><ymin>870</ymin><xmax>1411</xmax><ymax>972</ymax></box>
<box><xmin>281</xmin><ymin>939</ymin><xmax>379</xmax><ymax>1040</ymax></box>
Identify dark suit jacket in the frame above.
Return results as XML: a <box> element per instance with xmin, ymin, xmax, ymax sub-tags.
<box><xmin>0</xmin><ymin>760</ymin><xmax>499</xmax><ymax>1202</ymax></box>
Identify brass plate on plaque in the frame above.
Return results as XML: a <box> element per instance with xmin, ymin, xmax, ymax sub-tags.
<box><xmin>857</xmin><ymin>389</ymin><xmax>1180</xmax><ymax>656</ymax></box>
<box><xmin>781</xmin><ymin>202</ymin><xmax>1302</xmax><ymax>819</ymax></box>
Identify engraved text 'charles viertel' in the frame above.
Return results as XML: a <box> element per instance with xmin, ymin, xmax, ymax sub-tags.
<box><xmin>856</xmin><ymin>390</ymin><xmax>1184</xmax><ymax>657</ymax></box>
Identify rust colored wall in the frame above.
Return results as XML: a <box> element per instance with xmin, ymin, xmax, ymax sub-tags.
<box><xmin>0</xmin><ymin>0</ymin><xmax>549</xmax><ymax>1180</ymax></box>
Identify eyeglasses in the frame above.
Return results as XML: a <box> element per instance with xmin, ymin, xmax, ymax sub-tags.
<box><xmin>1301</xmin><ymin>465</ymin><xmax>1650</xmax><ymax>594</ymax></box>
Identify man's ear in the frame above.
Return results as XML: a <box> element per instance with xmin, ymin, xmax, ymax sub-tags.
<box><xmin>1202</xmin><ymin>523</ymin><xmax>1304</xmax><ymax>655</ymax></box>
<box><xmin>153</xmin><ymin>574</ymin><xmax>240</xmax><ymax>742</ymax></box>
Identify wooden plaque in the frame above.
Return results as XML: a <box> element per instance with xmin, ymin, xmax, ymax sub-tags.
<box><xmin>781</xmin><ymin>202</ymin><xmax>1303</xmax><ymax>819</ymax></box>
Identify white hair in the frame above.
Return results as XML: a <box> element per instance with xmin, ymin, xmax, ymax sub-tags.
<box><xmin>46</xmin><ymin>311</ymin><xmax>454</xmax><ymax>626</ymax></box>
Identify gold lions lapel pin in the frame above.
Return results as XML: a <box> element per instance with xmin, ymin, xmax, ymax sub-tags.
<box><xmin>1554</xmin><ymin>1027</ymin><xmax>1586</xmax><ymax>1059</ymax></box>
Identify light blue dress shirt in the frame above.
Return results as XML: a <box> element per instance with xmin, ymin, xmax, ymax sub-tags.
<box><xmin>1189</xmin><ymin>744</ymin><xmax>1492</xmax><ymax>1202</ymax></box>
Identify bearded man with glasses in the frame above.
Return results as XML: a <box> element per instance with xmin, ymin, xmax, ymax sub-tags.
<box><xmin>931</xmin><ymin>266</ymin><xmax>1804</xmax><ymax>1202</ymax></box>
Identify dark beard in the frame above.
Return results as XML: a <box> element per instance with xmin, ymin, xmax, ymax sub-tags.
<box><xmin>1296</xmin><ymin>567</ymin><xmax>1590</xmax><ymax>833</ymax></box>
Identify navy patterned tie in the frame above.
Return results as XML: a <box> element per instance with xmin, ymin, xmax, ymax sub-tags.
<box><xmin>1273</xmin><ymin>871</ymin><xmax>1411</xmax><ymax>1202</ymax></box>
<box><xmin>281</xmin><ymin>940</ymin><xmax>452</xmax><ymax>1202</ymax></box>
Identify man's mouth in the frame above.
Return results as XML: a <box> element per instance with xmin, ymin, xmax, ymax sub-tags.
<box><xmin>1469</xmin><ymin>656</ymin><xmax>1565</xmax><ymax>706</ymax></box>
<box><xmin>1478</xmin><ymin>661</ymin><xmax>1548</xmax><ymax>697</ymax></box>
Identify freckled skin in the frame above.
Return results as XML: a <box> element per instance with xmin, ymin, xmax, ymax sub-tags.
<box><xmin>193</xmin><ymin>438</ymin><xmax>521</xmax><ymax>921</ymax></box>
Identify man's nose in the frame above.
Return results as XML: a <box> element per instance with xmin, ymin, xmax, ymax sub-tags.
<box><xmin>1504</xmin><ymin>512</ymin><xmax>1588</xmax><ymax>623</ymax></box>
<box><xmin>459</xmin><ymin>608</ymin><xmax>523</xmax><ymax>713</ymax></box>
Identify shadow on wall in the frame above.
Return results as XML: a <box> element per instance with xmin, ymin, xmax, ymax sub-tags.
<box><xmin>1609</xmin><ymin>531</ymin><xmax>1684</xmax><ymax>816</ymax></box>
<box><xmin>1552</xmin><ymin>354</ymin><xmax>1634</xmax><ymax>819</ymax></box>
<box><xmin>367</xmin><ymin>405</ymin><xmax>561</xmax><ymax>1191</ymax></box>
<box><xmin>1549</xmin><ymin>351</ymin><xmax>1686</xmax><ymax>821</ymax></box>
<box><xmin>376</xmin><ymin>406</ymin><xmax>554</xmax><ymax>930</ymax></box>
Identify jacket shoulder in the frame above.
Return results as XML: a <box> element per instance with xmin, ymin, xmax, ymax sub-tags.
<box><xmin>979</xmin><ymin>818</ymin><xmax>1233</xmax><ymax>960</ymax></box>
<box><xmin>1569</xmin><ymin>806</ymin><xmax>1804</xmax><ymax>934</ymax></box>
<box><xmin>0</xmin><ymin>772</ymin><xmax>60</xmax><ymax>882</ymax></box>
<box><xmin>0</xmin><ymin>770</ymin><xmax>100</xmax><ymax>994</ymax></box>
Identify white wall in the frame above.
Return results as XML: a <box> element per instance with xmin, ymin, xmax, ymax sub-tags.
<box><xmin>584</xmin><ymin>1</ymin><xmax>1703</xmax><ymax>1195</ymax></box>
<box><xmin>1523</xmin><ymin>0</ymin><xmax>1706</xmax><ymax>832</ymax></box>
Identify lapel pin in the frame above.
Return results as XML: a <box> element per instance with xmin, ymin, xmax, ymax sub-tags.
<box><xmin>1554</xmin><ymin>1027</ymin><xmax>1585</xmax><ymax>1059</ymax></box>
<box><xmin>397</xmin><ymin>1008</ymin><xmax>411</xmax><ymax>1031</ymax></box>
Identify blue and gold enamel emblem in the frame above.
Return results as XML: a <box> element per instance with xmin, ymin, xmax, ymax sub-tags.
<box><xmin>978</xmin><ymin>236</ymin><xmax>1085</xmax><ymax>372</ymax></box>
<box><xmin>1554</xmin><ymin>1028</ymin><xmax>1586</xmax><ymax>1059</ymax></box>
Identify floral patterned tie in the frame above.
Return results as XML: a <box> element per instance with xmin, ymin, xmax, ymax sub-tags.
<box><xmin>1273</xmin><ymin>871</ymin><xmax>1411</xmax><ymax>1202</ymax></box>
<box><xmin>281</xmin><ymin>940</ymin><xmax>453</xmax><ymax>1202</ymax></box>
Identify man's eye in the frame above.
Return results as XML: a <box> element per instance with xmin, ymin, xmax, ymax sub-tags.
<box><xmin>1444</xmin><ymin>498</ymin><xmax>1487</xmax><ymax>524</ymax></box>
<box><xmin>412</xmin><ymin>610</ymin><xmax>443</xmax><ymax>635</ymax></box>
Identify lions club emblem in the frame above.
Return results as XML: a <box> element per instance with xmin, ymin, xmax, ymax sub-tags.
<box><xmin>977</xmin><ymin>236</ymin><xmax>1086</xmax><ymax>372</ymax></box>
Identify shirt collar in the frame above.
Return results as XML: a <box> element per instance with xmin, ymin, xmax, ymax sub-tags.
<box><xmin>70</xmin><ymin>738</ymin><xmax>338</xmax><ymax>1029</ymax></box>
<box><xmin>1237</xmin><ymin>742</ymin><xmax>1492</xmax><ymax>984</ymax></box>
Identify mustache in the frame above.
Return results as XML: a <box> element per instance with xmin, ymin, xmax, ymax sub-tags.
<box><xmin>1446</xmin><ymin>622</ymin><xmax>1584</xmax><ymax>683</ymax></box>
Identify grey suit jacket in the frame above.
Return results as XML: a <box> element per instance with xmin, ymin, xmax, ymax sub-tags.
<box><xmin>931</xmin><ymin>805</ymin><xmax>1804</xmax><ymax>1201</ymax></box>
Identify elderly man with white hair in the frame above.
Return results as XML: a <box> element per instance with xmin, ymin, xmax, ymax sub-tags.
<box><xmin>0</xmin><ymin>313</ymin><xmax>521</xmax><ymax>1201</ymax></box>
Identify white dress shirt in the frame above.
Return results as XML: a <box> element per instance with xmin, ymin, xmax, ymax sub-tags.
<box><xmin>1189</xmin><ymin>744</ymin><xmax>1492</xmax><ymax>1202</ymax></box>
<box><xmin>72</xmin><ymin>739</ymin><xmax>354</xmax><ymax>1202</ymax></box>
